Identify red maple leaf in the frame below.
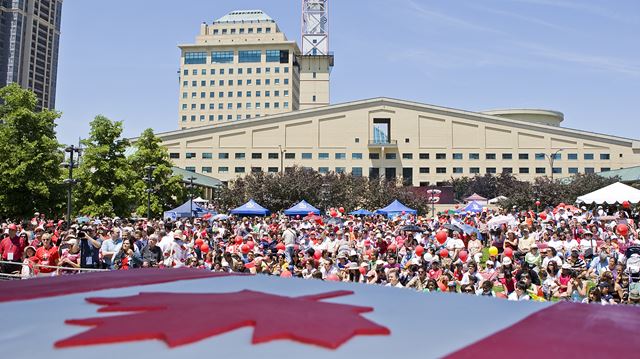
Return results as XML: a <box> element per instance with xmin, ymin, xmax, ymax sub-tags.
<box><xmin>55</xmin><ymin>290</ymin><xmax>390</xmax><ymax>349</ymax></box>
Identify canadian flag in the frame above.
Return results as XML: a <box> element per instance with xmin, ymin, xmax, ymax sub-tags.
<box><xmin>2</xmin><ymin>269</ymin><xmax>639</xmax><ymax>358</ymax></box>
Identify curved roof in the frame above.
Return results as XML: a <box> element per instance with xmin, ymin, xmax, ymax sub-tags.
<box><xmin>214</xmin><ymin>10</ymin><xmax>274</xmax><ymax>23</ymax></box>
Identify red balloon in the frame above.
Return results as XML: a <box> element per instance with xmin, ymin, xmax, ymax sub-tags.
<box><xmin>440</xmin><ymin>249</ymin><xmax>449</xmax><ymax>258</ymax></box>
<box><xmin>504</xmin><ymin>247</ymin><xmax>514</xmax><ymax>258</ymax></box>
<box><xmin>339</xmin><ymin>207</ymin><xmax>345</xmax><ymax>213</ymax></box>
<box><xmin>246</xmin><ymin>240</ymin><xmax>255</xmax><ymax>250</ymax></box>
<box><xmin>535</xmin><ymin>201</ymin><xmax>541</xmax><ymax>207</ymax></box>
<box><xmin>313</xmin><ymin>250</ymin><xmax>322</xmax><ymax>260</ymax></box>
<box><xmin>401</xmin><ymin>211</ymin><xmax>406</xmax><ymax>215</ymax></box>
<box><xmin>327</xmin><ymin>274</ymin><xmax>340</xmax><ymax>281</ymax></box>
<box><xmin>436</xmin><ymin>231</ymin><xmax>448</xmax><ymax>244</ymax></box>
<box><xmin>296</xmin><ymin>215</ymin><xmax>300</xmax><ymax>219</ymax></box>
<box><xmin>280</xmin><ymin>270</ymin><xmax>292</xmax><ymax>278</ymax></box>
<box><xmin>235</xmin><ymin>236</ymin><xmax>243</xmax><ymax>245</ymax></box>
<box><xmin>617</xmin><ymin>224</ymin><xmax>629</xmax><ymax>236</ymax></box>
<box><xmin>415</xmin><ymin>245</ymin><xmax>424</xmax><ymax>256</ymax></box>
<box><xmin>359</xmin><ymin>267</ymin><xmax>366</xmax><ymax>275</ymax></box>
<box><xmin>241</xmin><ymin>244</ymin><xmax>250</xmax><ymax>254</ymax></box>
<box><xmin>539</xmin><ymin>212</ymin><xmax>547</xmax><ymax>220</ymax></box>
<box><xmin>195</xmin><ymin>238</ymin><xmax>204</xmax><ymax>246</ymax></box>
<box><xmin>276</xmin><ymin>242</ymin><xmax>285</xmax><ymax>251</ymax></box>
<box><xmin>330</xmin><ymin>211</ymin><xmax>338</xmax><ymax>217</ymax></box>
<box><xmin>387</xmin><ymin>243</ymin><xmax>397</xmax><ymax>251</ymax></box>
<box><xmin>459</xmin><ymin>250</ymin><xmax>468</xmax><ymax>262</ymax></box>
<box><xmin>200</xmin><ymin>243</ymin><xmax>210</xmax><ymax>253</ymax></box>
<box><xmin>623</xmin><ymin>201</ymin><xmax>631</xmax><ymax>209</ymax></box>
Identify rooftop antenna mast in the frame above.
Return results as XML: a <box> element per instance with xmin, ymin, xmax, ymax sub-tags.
<box><xmin>301</xmin><ymin>0</ymin><xmax>329</xmax><ymax>56</ymax></box>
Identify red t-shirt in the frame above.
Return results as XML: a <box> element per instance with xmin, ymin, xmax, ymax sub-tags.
<box><xmin>35</xmin><ymin>246</ymin><xmax>59</xmax><ymax>273</ymax></box>
<box><xmin>0</xmin><ymin>236</ymin><xmax>27</xmax><ymax>261</ymax></box>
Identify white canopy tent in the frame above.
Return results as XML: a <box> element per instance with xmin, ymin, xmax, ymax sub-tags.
<box><xmin>576</xmin><ymin>182</ymin><xmax>640</xmax><ymax>205</ymax></box>
<box><xmin>192</xmin><ymin>197</ymin><xmax>209</xmax><ymax>204</ymax></box>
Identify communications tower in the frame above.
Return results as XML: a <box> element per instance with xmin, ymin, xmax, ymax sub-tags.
<box><xmin>299</xmin><ymin>0</ymin><xmax>334</xmax><ymax>110</ymax></box>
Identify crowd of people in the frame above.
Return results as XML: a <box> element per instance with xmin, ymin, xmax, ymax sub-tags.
<box><xmin>2</xmin><ymin>204</ymin><xmax>640</xmax><ymax>305</ymax></box>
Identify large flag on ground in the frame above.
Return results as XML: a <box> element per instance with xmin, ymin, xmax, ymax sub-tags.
<box><xmin>2</xmin><ymin>269</ymin><xmax>639</xmax><ymax>358</ymax></box>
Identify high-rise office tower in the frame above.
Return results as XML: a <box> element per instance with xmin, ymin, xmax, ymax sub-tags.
<box><xmin>0</xmin><ymin>0</ymin><xmax>63</xmax><ymax>110</ymax></box>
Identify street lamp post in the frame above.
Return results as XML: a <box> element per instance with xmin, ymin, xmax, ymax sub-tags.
<box><xmin>143</xmin><ymin>165</ymin><xmax>157</xmax><ymax>219</ymax></box>
<box><xmin>186</xmin><ymin>176</ymin><xmax>197</xmax><ymax>219</ymax></box>
<box><xmin>61</xmin><ymin>145</ymin><xmax>82</xmax><ymax>226</ymax></box>
<box><xmin>546</xmin><ymin>149</ymin><xmax>563</xmax><ymax>181</ymax></box>
<box><xmin>278</xmin><ymin>145</ymin><xmax>286</xmax><ymax>174</ymax></box>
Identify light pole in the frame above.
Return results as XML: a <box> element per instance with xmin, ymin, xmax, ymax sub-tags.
<box><xmin>278</xmin><ymin>145</ymin><xmax>286</xmax><ymax>174</ymax></box>
<box><xmin>546</xmin><ymin>149</ymin><xmax>563</xmax><ymax>181</ymax></box>
<box><xmin>61</xmin><ymin>145</ymin><xmax>82</xmax><ymax>226</ymax></box>
<box><xmin>143</xmin><ymin>165</ymin><xmax>156</xmax><ymax>219</ymax></box>
<box><xmin>427</xmin><ymin>186</ymin><xmax>441</xmax><ymax>219</ymax></box>
<box><xmin>186</xmin><ymin>176</ymin><xmax>197</xmax><ymax>219</ymax></box>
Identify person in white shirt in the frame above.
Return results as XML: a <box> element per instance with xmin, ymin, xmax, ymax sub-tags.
<box><xmin>445</xmin><ymin>232</ymin><xmax>465</xmax><ymax>258</ymax></box>
<box><xmin>167</xmin><ymin>230</ymin><xmax>189</xmax><ymax>268</ymax></box>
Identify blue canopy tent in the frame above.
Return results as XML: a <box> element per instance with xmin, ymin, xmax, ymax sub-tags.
<box><xmin>349</xmin><ymin>209</ymin><xmax>373</xmax><ymax>216</ymax></box>
<box><xmin>230</xmin><ymin>199</ymin><xmax>270</xmax><ymax>216</ymax></box>
<box><xmin>463</xmin><ymin>201</ymin><xmax>484</xmax><ymax>213</ymax></box>
<box><xmin>283</xmin><ymin>200</ymin><xmax>321</xmax><ymax>216</ymax></box>
<box><xmin>163</xmin><ymin>200</ymin><xmax>210</xmax><ymax>221</ymax></box>
<box><xmin>375</xmin><ymin>200</ymin><xmax>417</xmax><ymax>218</ymax></box>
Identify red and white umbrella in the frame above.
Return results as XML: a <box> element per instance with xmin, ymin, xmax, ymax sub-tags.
<box><xmin>2</xmin><ymin>269</ymin><xmax>639</xmax><ymax>358</ymax></box>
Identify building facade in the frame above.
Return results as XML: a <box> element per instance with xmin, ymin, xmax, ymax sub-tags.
<box><xmin>0</xmin><ymin>0</ymin><xmax>62</xmax><ymax>110</ymax></box>
<box><xmin>148</xmin><ymin>97</ymin><xmax>640</xmax><ymax>186</ymax></box>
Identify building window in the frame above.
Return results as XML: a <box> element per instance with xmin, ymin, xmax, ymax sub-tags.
<box><xmin>585</xmin><ymin>167</ymin><xmax>595</xmax><ymax>173</ymax></box>
<box><xmin>402</xmin><ymin>153</ymin><xmax>413</xmax><ymax>160</ymax></box>
<box><xmin>551</xmin><ymin>153</ymin><xmax>561</xmax><ymax>160</ymax></box>
<box><xmin>568</xmin><ymin>167</ymin><xmax>579</xmax><ymax>174</ymax></box>
<box><xmin>584</xmin><ymin>153</ymin><xmax>594</xmax><ymax>160</ymax></box>
<box><xmin>535</xmin><ymin>153</ymin><xmax>545</xmax><ymax>160</ymax></box>
<box><xmin>285</xmin><ymin>153</ymin><xmax>295</xmax><ymax>159</ymax></box>
<box><xmin>235</xmin><ymin>167</ymin><xmax>245</xmax><ymax>173</ymax></box>
<box><xmin>185</xmin><ymin>167</ymin><xmax>196</xmax><ymax>172</ymax></box>
<box><xmin>419</xmin><ymin>153</ymin><xmax>429</xmax><ymax>160</ymax></box>
<box><xmin>436</xmin><ymin>153</ymin><xmax>446</xmax><ymax>160</ymax></box>
<box><xmin>218</xmin><ymin>153</ymin><xmax>229</xmax><ymax>159</ymax></box>
<box><xmin>453</xmin><ymin>167</ymin><xmax>463</xmax><ymax>174</ymax></box>
<box><xmin>601</xmin><ymin>167</ymin><xmax>611</xmax><ymax>172</ymax></box>
<box><xmin>352</xmin><ymin>167</ymin><xmax>363</xmax><ymax>177</ymax></box>
<box><xmin>267</xmin><ymin>167</ymin><xmax>279</xmax><ymax>173</ymax></box>
<box><xmin>552</xmin><ymin>168</ymin><xmax>562</xmax><ymax>174</ymax></box>
<box><xmin>266</xmin><ymin>50</ymin><xmax>282</xmax><ymax>62</ymax></box>
<box><xmin>519</xmin><ymin>153</ymin><xmax>529</xmax><ymax>160</ymax></box>
<box><xmin>211</xmin><ymin>51</ymin><xmax>234</xmax><ymax>63</ymax></box>
<box><xmin>469</xmin><ymin>153</ymin><xmax>480</xmax><ymax>160</ymax></box>
<box><xmin>600</xmin><ymin>153</ymin><xmax>610</xmax><ymax>160</ymax></box>
<box><xmin>302</xmin><ymin>153</ymin><xmax>312</xmax><ymax>160</ymax></box>
<box><xmin>568</xmin><ymin>153</ymin><xmax>578</xmax><ymax>160</ymax></box>
<box><xmin>202</xmin><ymin>153</ymin><xmax>213</xmax><ymax>159</ymax></box>
<box><xmin>251</xmin><ymin>167</ymin><xmax>262</xmax><ymax>173</ymax></box>
<box><xmin>486</xmin><ymin>153</ymin><xmax>496</xmax><ymax>160</ymax></box>
<box><xmin>385</xmin><ymin>153</ymin><xmax>396</xmax><ymax>160</ymax></box>
<box><xmin>336</xmin><ymin>167</ymin><xmax>346</xmax><ymax>174</ymax></box>
<box><xmin>453</xmin><ymin>153</ymin><xmax>463</xmax><ymax>160</ymax></box>
<box><xmin>202</xmin><ymin>167</ymin><xmax>212</xmax><ymax>174</ymax></box>
<box><xmin>502</xmin><ymin>167</ymin><xmax>513</xmax><ymax>174</ymax></box>
<box><xmin>318</xmin><ymin>167</ymin><xmax>329</xmax><ymax>174</ymax></box>
<box><xmin>502</xmin><ymin>153</ymin><xmax>513</xmax><ymax>160</ymax></box>
<box><xmin>319</xmin><ymin>153</ymin><xmax>329</xmax><ymax>160</ymax></box>
<box><xmin>419</xmin><ymin>167</ymin><xmax>430</xmax><ymax>174</ymax></box>
<box><xmin>268</xmin><ymin>153</ymin><xmax>278</xmax><ymax>159</ymax></box>
<box><xmin>238</xmin><ymin>50</ymin><xmax>262</xmax><ymax>63</ymax></box>
<box><xmin>519</xmin><ymin>167</ymin><xmax>530</xmax><ymax>174</ymax></box>
<box><xmin>251</xmin><ymin>153</ymin><xmax>262</xmax><ymax>159</ymax></box>
<box><xmin>486</xmin><ymin>167</ymin><xmax>497</xmax><ymax>174</ymax></box>
<box><xmin>169</xmin><ymin>153</ymin><xmax>180</xmax><ymax>159</ymax></box>
<box><xmin>184</xmin><ymin>52</ymin><xmax>207</xmax><ymax>64</ymax></box>
<box><xmin>470</xmin><ymin>167</ymin><xmax>480</xmax><ymax>174</ymax></box>
<box><xmin>369</xmin><ymin>153</ymin><xmax>380</xmax><ymax>160</ymax></box>
<box><xmin>436</xmin><ymin>167</ymin><xmax>446</xmax><ymax>174</ymax></box>
<box><xmin>535</xmin><ymin>167</ymin><xmax>546</xmax><ymax>174</ymax></box>
<box><xmin>335</xmin><ymin>153</ymin><xmax>346</xmax><ymax>160</ymax></box>
<box><xmin>186</xmin><ymin>152</ymin><xmax>196</xmax><ymax>159</ymax></box>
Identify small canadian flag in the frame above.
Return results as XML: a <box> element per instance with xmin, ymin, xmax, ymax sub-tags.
<box><xmin>1</xmin><ymin>269</ymin><xmax>639</xmax><ymax>358</ymax></box>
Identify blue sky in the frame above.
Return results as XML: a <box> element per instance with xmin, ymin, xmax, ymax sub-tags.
<box><xmin>55</xmin><ymin>0</ymin><xmax>640</xmax><ymax>145</ymax></box>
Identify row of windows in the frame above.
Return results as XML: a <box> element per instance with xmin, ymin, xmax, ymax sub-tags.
<box><xmin>181</xmin><ymin>79</ymin><xmax>290</xmax><ymax>90</ymax></box>
<box><xmin>444</xmin><ymin>153</ymin><xmax>611</xmax><ymax>161</ymax></box>
<box><xmin>181</xmin><ymin>101</ymin><xmax>290</xmax><ymax>111</ymax></box>
<box><xmin>182</xmin><ymin>67</ymin><xmax>290</xmax><ymax>76</ymax></box>
<box><xmin>185</xmin><ymin>50</ymin><xmax>289</xmax><ymax>65</ymax></box>
<box><xmin>181</xmin><ymin>89</ymin><xmax>289</xmax><ymax>100</ymax></box>
<box><xmin>182</xmin><ymin>166</ymin><xmax>610</xmax><ymax>176</ymax></box>
<box><xmin>172</xmin><ymin>151</ymin><xmax>616</xmax><ymax>162</ymax></box>
<box><xmin>181</xmin><ymin>112</ymin><xmax>281</xmax><ymax>122</ymax></box>
<box><xmin>210</xmin><ymin>27</ymin><xmax>273</xmax><ymax>36</ymax></box>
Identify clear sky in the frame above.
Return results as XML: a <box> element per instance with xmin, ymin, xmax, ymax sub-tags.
<box><xmin>55</xmin><ymin>0</ymin><xmax>640</xmax><ymax>145</ymax></box>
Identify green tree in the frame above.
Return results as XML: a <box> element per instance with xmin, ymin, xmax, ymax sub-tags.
<box><xmin>0</xmin><ymin>84</ymin><xmax>64</xmax><ymax>217</ymax></box>
<box><xmin>129</xmin><ymin>128</ymin><xmax>186</xmax><ymax>217</ymax></box>
<box><xmin>75</xmin><ymin>115</ymin><xmax>135</xmax><ymax>217</ymax></box>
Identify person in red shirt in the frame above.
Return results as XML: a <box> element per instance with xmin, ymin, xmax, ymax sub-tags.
<box><xmin>0</xmin><ymin>224</ymin><xmax>28</xmax><ymax>273</ymax></box>
<box><xmin>34</xmin><ymin>233</ymin><xmax>59</xmax><ymax>275</ymax></box>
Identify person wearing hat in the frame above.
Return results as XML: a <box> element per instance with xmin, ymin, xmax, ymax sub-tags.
<box><xmin>166</xmin><ymin>230</ymin><xmax>189</xmax><ymax>268</ymax></box>
<box><xmin>0</xmin><ymin>224</ymin><xmax>27</xmax><ymax>274</ymax></box>
<box><xmin>34</xmin><ymin>233</ymin><xmax>59</xmax><ymax>275</ymax></box>
<box><xmin>59</xmin><ymin>235</ymin><xmax>82</xmax><ymax>274</ymax></box>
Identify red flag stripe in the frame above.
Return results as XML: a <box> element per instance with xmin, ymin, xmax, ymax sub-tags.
<box><xmin>445</xmin><ymin>301</ymin><xmax>640</xmax><ymax>358</ymax></box>
<box><xmin>0</xmin><ymin>268</ymin><xmax>236</xmax><ymax>303</ymax></box>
